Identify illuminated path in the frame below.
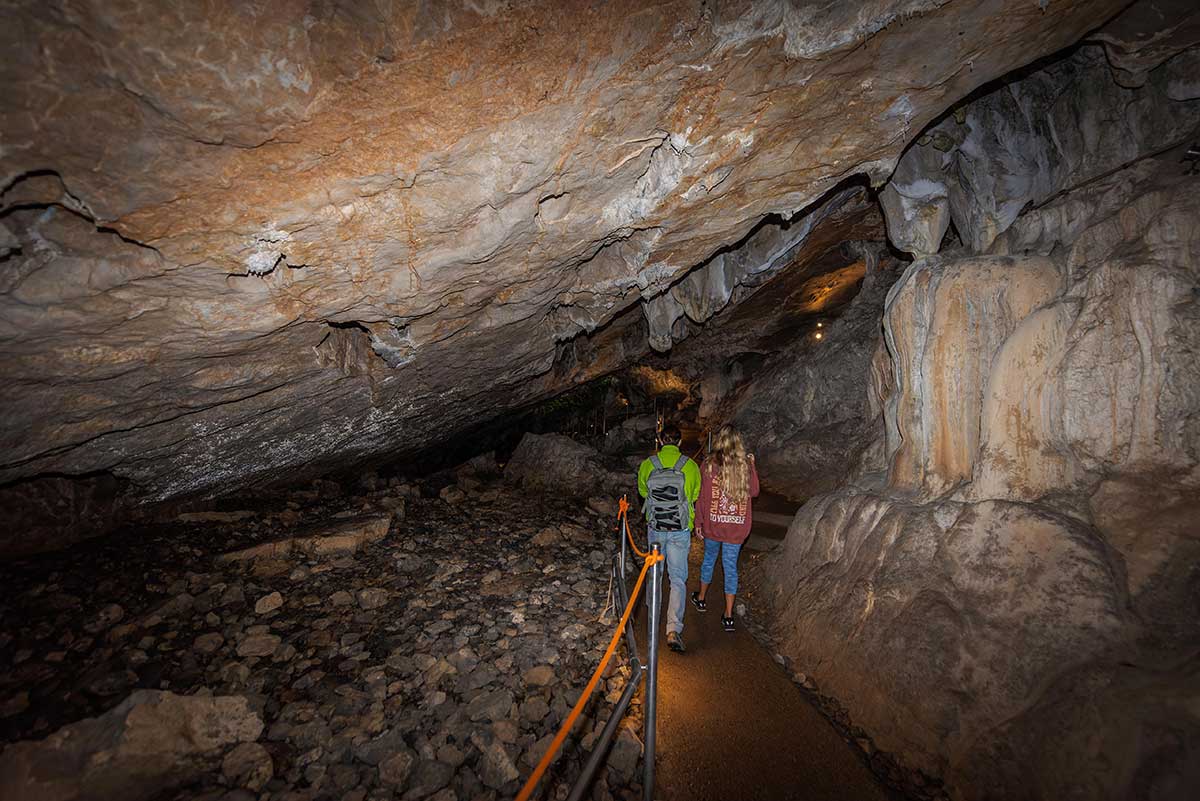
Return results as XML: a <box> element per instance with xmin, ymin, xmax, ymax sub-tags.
<box><xmin>645</xmin><ymin>504</ymin><xmax>890</xmax><ymax>801</ymax></box>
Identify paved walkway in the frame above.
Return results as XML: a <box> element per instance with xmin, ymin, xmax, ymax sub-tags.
<box><xmin>638</xmin><ymin>516</ymin><xmax>890</xmax><ymax>801</ymax></box>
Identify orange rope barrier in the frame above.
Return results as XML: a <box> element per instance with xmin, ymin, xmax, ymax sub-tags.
<box><xmin>618</xmin><ymin>494</ymin><xmax>650</xmax><ymax>559</ymax></box>
<box><xmin>514</xmin><ymin>537</ymin><xmax>662</xmax><ymax>801</ymax></box>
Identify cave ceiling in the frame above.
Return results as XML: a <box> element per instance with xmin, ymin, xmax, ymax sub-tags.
<box><xmin>0</xmin><ymin>0</ymin><xmax>1131</xmax><ymax>501</ymax></box>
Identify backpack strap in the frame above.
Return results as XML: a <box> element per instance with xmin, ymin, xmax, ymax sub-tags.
<box><xmin>650</xmin><ymin>455</ymin><xmax>663</xmax><ymax>471</ymax></box>
<box><xmin>674</xmin><ymin>455</ymin><xmax>689</xmax><ymax>473</ymax></box>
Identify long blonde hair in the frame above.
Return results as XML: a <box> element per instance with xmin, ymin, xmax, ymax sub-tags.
<box><xmin>710</xmin><ymin>425</ymin><xmax>750</xmax><ymax>504</ymax></box>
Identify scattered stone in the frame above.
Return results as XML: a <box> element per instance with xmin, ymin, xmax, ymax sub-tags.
<box><xmin>587</xmin><ymin>496</ymin><xmax>618</xmax><ymax>517</ymax></box>
<box><xmin>0</xmin><ymin>486</ymin><xmax>641</xmax><ymax>800</ymax></box>
<box><xmin>607</xmin><ymin>724</ymin><xmax>642</xmax><ymax>779</ymax></box>
<box><xmin>439</xmin><ymin>485</ymin><xmax>467</xmax><ymax>504</ymax></box>
<box><xmin>254</xmin><ymin>591</ymin><xmax>283</xmax><ymax>614</ymax></box>
<box><xmin>531</xmin><ymin>527</ymin><xmax>560</xmax><ymax>547</ymax></box>
<box><xmin>465</xmin><ymin>689</ymin><xmax>514</xmax><ymax>722</ymax></box>
<box><xmin>193</xmin><ymin>632</ymin><xmax>224</xmax><ymax>654</ymax></box>
<box><xmin>403</xmin><ymin>758</ymin><xmax>453</xmax><ymax>799</ymax></box>
<box><xmin>358</xmin><ymin>588</ymin><xmax>389</xmax><ymax>610</ymax></box>
<box><xmin>471</xmin><ymin>733</ymin><xmax>520</xmax><ymax>790</ymax></box>
<box><xmin>378</xmin><ymin>748</ymin><xmax>417</xmax><ymax>787</ymax></box>
<box><xmin>85</xmin><ymin>603</ymin><xmax>125</xmax><ymax>633</ymax></box>
<box><xmin>236</xmin><ymin>633</ymin><xmax>281</xmax><ymax>658</ymax></box>
<box><xmin>0</xmin><ymin>691</ymin><xmax>29</xmax><ymax>718</ymax></box>
<box><xmin>178</xmin><ymin>510</ymin><xmax>257</xmax><ymax>523</ymax></box>
<box><xmin>221</xmin><ymin>742</ymin><xmax>274</xmax><ymax>791</ymax></box>
<box><xmin>520</xmin><ymin>696</ymin><xmax>550</xmax><ymax>723</ymax></box>
<box><xmin>524</xmin><ymin>665</ymin><xmax>556</xmax><ymax>686</ymax></box>
<box><xmin>217</xmin><ymin>515</ymin><xmax>392</xmax><ymax>563</ymax></box>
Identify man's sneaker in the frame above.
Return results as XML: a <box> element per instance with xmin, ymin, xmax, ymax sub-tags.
<box><xmin>722</xmin><ymin>617</ymin><xmax>735</xmax><ymax>632</ymax></box>
<box><xmin>666</xmin><ymin>631</ymin><xmax>686</xmax><ymax>652</ymax></box>
<box><xmin>690</xmin><ymin>592</ymin><xmax>707</xmax><ymax>612</ymax></box>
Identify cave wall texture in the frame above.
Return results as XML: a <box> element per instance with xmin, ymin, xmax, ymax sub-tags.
<box><xmin>2</xmin><ymin>2</ymin><xmax>1199</xmax><ymax>795</ymax></box>
<box><xmin>0</xmin><ymin>0</ymin><xmax>1134</xmax><ymax>547</ymax></box>
<box><xmin>758</xmin><ymin>20</ymin><xmax>1200</xmax><ymax>801</ymax></box>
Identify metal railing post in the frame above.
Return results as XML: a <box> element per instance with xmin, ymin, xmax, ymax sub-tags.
<box><xmin>643</xmin><ymin>542</ymin><xmax>663</xmax><ymax>801</ymax></box>
<box><xmin>618</xmin><ymin>513</ymin><xmax>641</xmax><ymax>665</ymax></box>
<box><xmin>564</xmin><ymin>664</ymin><xmax>645</xmax><ymax>801</ymax></box>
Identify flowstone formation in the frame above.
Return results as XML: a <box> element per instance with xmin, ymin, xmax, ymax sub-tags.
<box><xmin>756</xmin><ymin>36</ymin><xmax>1200</xmax><ymax>801</ymax></box>
<box><xmin>0</xmin><ymin>0</ymin><xmax>1130</xmax><ymax>550</ymax></box>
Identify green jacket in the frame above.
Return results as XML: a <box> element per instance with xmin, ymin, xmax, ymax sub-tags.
<box><xmin>637</xmin><ymin>445</ymin><xmax>702</xmax><ymax>530</ymax></box>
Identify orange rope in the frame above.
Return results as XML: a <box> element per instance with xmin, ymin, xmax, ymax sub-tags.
<box><xmin>618</xmin><ymin>494</ymin><xmax>650</xmax><ymax>558</ymax></box>
<box><xmin>515</xmin><ymin>544</ymin><xmax>662</xmax><ymax>801</ymax></box>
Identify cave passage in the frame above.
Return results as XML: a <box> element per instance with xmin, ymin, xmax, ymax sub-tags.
<box><xmin>3</xmin><ymin>2</ymin><xmax>1200</xmax><ymax>801</ymax></box>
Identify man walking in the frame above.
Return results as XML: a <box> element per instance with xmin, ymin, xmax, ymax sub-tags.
<box><xmin>637</xmin><ymin>423</ymin><xmax>701</xmax><ymax>652</ymax></box>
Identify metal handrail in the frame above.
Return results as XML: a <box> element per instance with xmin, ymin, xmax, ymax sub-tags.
<box><xmin>560</xmin><ymin>513</ymin><xmax>662</xmax><ymax>801</ymax></box>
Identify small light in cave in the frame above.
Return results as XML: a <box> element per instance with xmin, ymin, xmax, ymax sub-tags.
<box><xmin>814</xmin><ymin>332</ymin><xmax>824</xmax><ymax>341</ymax></box>
<box><xmin>816</xmin><ymin>322</ymin><xmax>824</xmax><ymax>328</ymax></box>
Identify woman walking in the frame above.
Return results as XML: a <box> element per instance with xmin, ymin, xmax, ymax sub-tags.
<box><xmin>691</xmin><ymin>425</ymin><xmax>759</xmax><ymax>631</ymax></box>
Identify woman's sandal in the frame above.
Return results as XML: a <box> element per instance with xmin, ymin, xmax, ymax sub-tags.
<box><xmin>722</xmin><ymin>616</ymin><xmax>735</xmax><ymax>632</ymax></box>
<box><xmin>690</xmin><ymin>591</ymin><xmax>707</xmax><ymax>612</ymax></box>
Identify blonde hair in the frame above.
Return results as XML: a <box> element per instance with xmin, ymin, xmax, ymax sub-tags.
<box><xmin>710</xmin><ymin>425</ymin><xmax>750</xmax><ymax>504</ymax></box>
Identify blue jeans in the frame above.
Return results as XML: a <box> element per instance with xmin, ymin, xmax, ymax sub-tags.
<box><xmin>648</xmin><ymin>529</ymin><xmax>691</xmax><ymax>635</ymax></box>
<box><xmin>701</xmin><ymin>539</ymin><xmax>743</xmax><ymax>595</ymax></box>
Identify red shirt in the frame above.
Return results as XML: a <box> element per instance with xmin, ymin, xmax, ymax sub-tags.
<box><xmin>697</xmin><ymin>458</ymin><xmax>760</xmax><ymax>543</ymax></box>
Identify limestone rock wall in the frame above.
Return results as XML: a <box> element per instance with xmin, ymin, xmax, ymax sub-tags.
<box><xmin>758</xmin><ymin>37</ymin><xmax>1200</xmax><ymax>799</ymax></box>
<box><xmin>729</xmin><ymin>250</ymin><xmax>898</xmax><ymax>500</ymax></box>
<box><xmin>0</xmin><ymin>0</ymin><xmax>1127</xmax><ymax>544</ymax></box>
<box><xmin>882</xmin><ymin>44</ymin><xmax>1200</xmax><ymax>256</ymax></box>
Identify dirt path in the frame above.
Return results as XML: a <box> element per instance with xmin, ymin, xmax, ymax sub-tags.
<box><xmin>640</xmin><ymin>519</ymin><xmax>890</xmax><ymax>801</ymax></box>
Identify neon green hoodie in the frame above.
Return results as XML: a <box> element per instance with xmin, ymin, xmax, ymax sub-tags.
<box><xmin>637</xmin><ymin>445</ymin><xmax>702</xmax><ymax>530</ymax></box>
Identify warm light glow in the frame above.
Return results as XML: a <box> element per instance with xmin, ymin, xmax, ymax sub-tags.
<box><xmin>816</xmin><ymin>322</ymin><xmax>824</xmax><ymax>328</ymax></box>
<box><xmin>814</xmin><ymin>332</ymin><xmax>823</xmax><ymax>340</ymax></box>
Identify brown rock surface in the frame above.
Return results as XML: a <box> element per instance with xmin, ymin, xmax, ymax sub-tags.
<box><xmin>0</xmin><ymin>0</ymin><xmax>1126</xmax><ymax>533</ymax></box>
<box><xmin>216</xmin><ymin>513</ymin><xmax>392</xmax><ymax>562</ymax></box>
<box><xmin>758</xmin><ymin>144</ymin><xmax>1200</xmax><ymax>799</ymax></box>
<box><xmin>0</xmin><ymin>690</ymin><xmax>263</xmax><ymax>801</ymax></box>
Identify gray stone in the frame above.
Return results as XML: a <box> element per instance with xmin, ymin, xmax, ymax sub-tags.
<box><xmin>465</xmin><ymin>689</ymin><xmax>513</xmax><ymax>723</ymax></box>
<box><xmin>606</xmin><ymin>725</ymin><xmax>642</xmax><ymax>780</ymax></box>
<box><xmin>470</xmin><ymin>733</ymin><xmax>519</xmax><ymax>790</ymax></box>
<box><xmin>401</xmin><ymin>759</ymin><xmax>453</xmax><ymax>800</ymax></box>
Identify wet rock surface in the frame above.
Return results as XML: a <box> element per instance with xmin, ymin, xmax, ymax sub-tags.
<box><xmin>0</xmin><ymin>477</ymin><xmax>647</xmax><ymax>801</ymax></box>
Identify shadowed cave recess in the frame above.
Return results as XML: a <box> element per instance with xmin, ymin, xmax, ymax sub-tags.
<box><xmin>1</xmin><ymin>2</ymin><xmax>1198</xmax><ymax>801</ymax></box>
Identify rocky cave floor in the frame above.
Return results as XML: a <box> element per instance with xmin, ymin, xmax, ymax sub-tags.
<box><xmin>0</xmin><ymin>472</ymin><xmax>650</xmax><ymax>801</ymax></box>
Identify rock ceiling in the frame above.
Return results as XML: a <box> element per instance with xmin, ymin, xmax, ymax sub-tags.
<box><xmin>0</xmin><ymin>0</ymin><xmax>1130</xmax><ymax>501</ymax></box>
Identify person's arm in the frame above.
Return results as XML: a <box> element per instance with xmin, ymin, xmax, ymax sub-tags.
<box><xmin>685</xmin><ymin>459</ymin><xmax>702</xmax><ymax>504</ymax></box>
<box><xmin>749</xmin><ymin>456</ymin><xmax>760</xmax><ymax>498</ymax></box>
<box><xmin>637</xmin><ymin>458</ymin><xmax>651</xmax><ymax>498</ymax></box>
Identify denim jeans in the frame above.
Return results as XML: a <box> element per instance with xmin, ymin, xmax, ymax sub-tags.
<box><xmin>648</xmin><ymin>529</ymin><xmax>691</xmax><ymax>635</ymax></box>
<box><xmin>701</xmin><ymin>538</ymin><xmax>743</xmax><ymax>595</ymax></box>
